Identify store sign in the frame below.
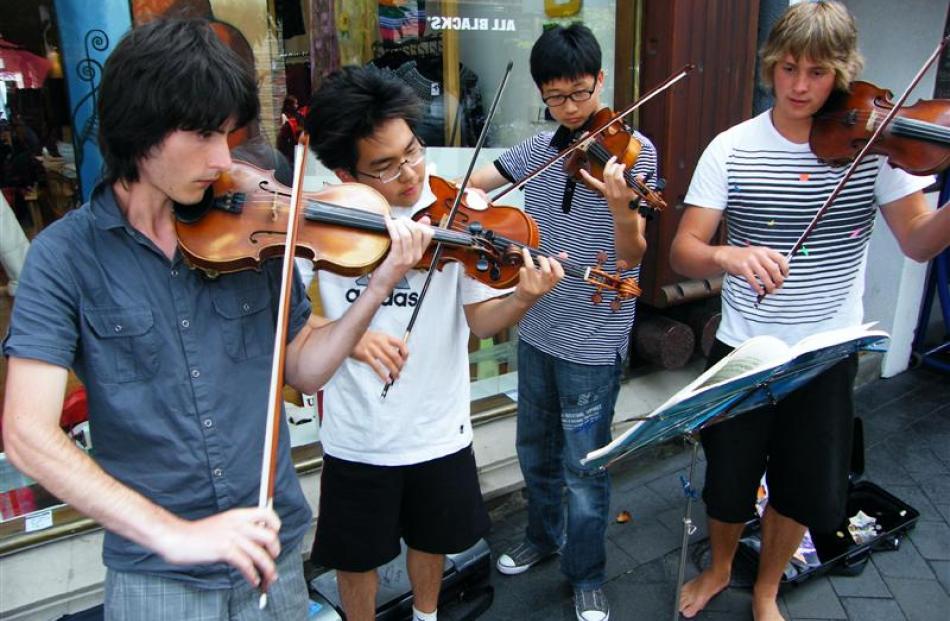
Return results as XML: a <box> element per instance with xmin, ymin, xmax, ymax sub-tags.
<box><xmin>428</xmin><ymin>16</ymin><xmax>517</xmax><ymax>32</ymax></box>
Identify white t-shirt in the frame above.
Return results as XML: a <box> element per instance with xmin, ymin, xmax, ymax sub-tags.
<box><xmin>296</xmin><ymin>177</ymin><xmax>506</xmax><ymax>466</ymax></box>
<box><xmin>684</xmin><ymin>110</ymin><xmax>932</xmax><ymax>347</ymax></box>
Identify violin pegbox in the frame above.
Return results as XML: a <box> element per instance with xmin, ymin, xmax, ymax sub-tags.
<box><xmin>586</xmin><ymin>252</ymin><xmax>641</xmax><ymax>311</ymax></box>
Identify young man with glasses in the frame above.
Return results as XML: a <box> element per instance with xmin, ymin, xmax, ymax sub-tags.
<box><xmin>469</xmin><ymin>23</ymin><xmax>656</xmax><ymax>621</ymax></box>
<box><xmin>297</xmin><ymin>65</ymin><xmax>564</xmax><ymax>621</ymax></box>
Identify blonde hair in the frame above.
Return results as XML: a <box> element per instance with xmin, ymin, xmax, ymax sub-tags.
<box><xmin>759</xmin><ymin>1</ymin><xmax>864</xmax><ymax>92</ymax></box>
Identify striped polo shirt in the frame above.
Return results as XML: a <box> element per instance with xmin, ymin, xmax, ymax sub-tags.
<box><xmin>685</xmin><ymin>110</ymin><xmax>932</xmax><ymax>347</ymax></box>
<box><xmin>495</xmin><ymin>125</ymin><xmax>658</xmax><ymax>365</ymax></box>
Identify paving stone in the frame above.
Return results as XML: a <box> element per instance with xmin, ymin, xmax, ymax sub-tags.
<box><xmin>907</xmin><ymin>521</ymin><xmax>950</xmax><ymax>561</ymax></box>
<box><xmin>489</xmin><ymin>559</ymin><xmax>572</xmax><ymax>620</ymax></box>
<box><xmin>913</xmin><ymin>472</ymin><xmax>950</xmax><ymax>509</ymax></box>
<box><xmin>603</xmin><ymin>537</ymin><xmax>638</xmax><ymax>582</ymax></box>
<box><xmin>886</xmin><ymin>444</ymin><xmax>949</xmax><ymax>478</ymax></box>
<box><xmin>931</xmin><ymin>560</ymin><xmax>950</xmax><ymax>597</ymax></box>
<box><xmin>609</xmin><ymin>515</ymin><xmax>683</xmax><ymax>566</ymax></box>
<box><xmin>655</xmin><ymin>503</ymin><xmax>710</xmax><ymax>543</ymax></box>
<box><xmin>863</xmin><ymin>448</ymin><xmax>913</xmax><ymax>486</ymax></box>
<box><xmin>922</xmin><ymin>431</ymin><xmax>950</xmax><ymax>468</ymax></box>
<box><xmin>829</xmin><ymin>561</ymin><xmax>892</xmax><ymax>598</ymax></box>
<box><xmin>919</xmin><ymin>404</ymin><xmax>950</xmax><ymax>434</ymax></box>
<box><xmin>872</xmin><ymin>538</ymin><xmax>936</xmax><ymax>581</ymax></box>
<box><xmin>840</xmin><ymin>597</ymin><xmax>907</xmax><ymax>620</ymax></box>
<box><xmin>864</xmin><ymin>416</ymin><xmax>909</xmax><ymax>451</ymax></box>
<box><xmin>603</xmin><ymin>574</ymin><xmax>676</xmax><ymax>620</ymax></box>
<box><xmin>854</xmin><ymin>373</ymin><xmax>921</xmax><ymax>415</ymax></box>
<box><xmin>608</xmin><ymin>483</ymin><xmax>674</xmax><ymax>525</ymax></box>
<box><xmin>884</xmin><ymin>576</ymin><xmax>950</xmax><ymax>621</ymax></box>
<box><xmin>698</xmin><ymin>582</ymin><xmax>754</xmax><ymax>615</ymax></box>
<box><xmin>873</xmin><ymin>483</ymin><xmax>941</xmax><ymax>523</ymax></box>
<box><xmin>782</xmin><ymin>577</ymin><xmax>848</xmax><ymax>619</ymax></box>
<box><xmin>646</xmin><ymin>469</ymin><xmax>703</xmax><ymax>508</ymax></box>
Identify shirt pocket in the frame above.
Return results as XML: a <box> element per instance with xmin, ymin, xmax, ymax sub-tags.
<box><xmin>83</xmin><ymin>306</ymin><xmax>160</xmax><ymax>384</ymax></box>
<box><xmin>212</xmin><ymin>288</ymin><xmax>273</xmax><ymax>361</ymax></box>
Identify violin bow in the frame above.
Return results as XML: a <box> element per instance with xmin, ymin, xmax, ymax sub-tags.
<box><xmin>381</xmin><ymin>60</ymin><xmax>515</xmax><ymax>398</ymax></box>
<box><xmin>756</xmin><ymin>34</ymin><xmax>950</xmax><ymax>306</ymax></box>
<box><xmin>490</xmin><ymin>64</ymin><xmax>695</xmax><ymax>203</ymax></box>
<box><xmin>256</xmin><ymin>133</ymin><xmax>310</xmax><ymax>608</ymax></box>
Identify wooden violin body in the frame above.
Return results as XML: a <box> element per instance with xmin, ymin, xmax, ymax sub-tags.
<box><xmin>175</xmin><ymin>162</ymin><xmax>392</xmax><ymax>277</ymax></box>
<box><xmin>419</xmin><ymin>175</ymin><xmax>540</xmax><ymax>288</ymax></box>
<box><xmin>811</xmin><ymin>80</ymin><xmax>950</xmax><ymax>175</ymax></box>
<box><xmin>175</xmin><ymin>161</ymin><xmax>640</xmax><ymax>303</ymax></box>
<box><xmin>563</xmin><ymin>107</ymin><xmax>669</xmax><ymax>216</ymax></box>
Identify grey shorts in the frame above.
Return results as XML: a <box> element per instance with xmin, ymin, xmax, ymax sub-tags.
<box><xmin>103</xmin><ymin>544</ymin><xmax>308</xmax><ymax>621</ymax></box>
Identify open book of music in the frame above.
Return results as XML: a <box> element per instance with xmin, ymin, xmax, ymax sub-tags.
<box><xmin>582</xmin><ymin>323</ymin><xmax>889</xmax><ymax>469</ymax></box>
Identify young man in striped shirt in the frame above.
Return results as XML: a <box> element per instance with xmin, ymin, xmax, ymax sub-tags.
<box><xmin>471</xmin><ymin>23</ymin><xmax>656</xmax><ymax>621</ymax></box>
<box><xmin>671</xmin><ymin>3</ymin><xmax>949</xmax><ymax>620</ymax></box>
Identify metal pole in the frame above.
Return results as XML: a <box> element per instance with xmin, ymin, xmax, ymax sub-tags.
<box><xmin>672</xmin><ymin>435</ymin><xmax>701</xmax><ymax>621</ymax></box>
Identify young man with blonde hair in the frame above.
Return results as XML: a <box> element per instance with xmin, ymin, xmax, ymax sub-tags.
<box><xmin>671</xmin><ymin>2</ymin><xmax>949</xmax><ymax>619</ymax></box>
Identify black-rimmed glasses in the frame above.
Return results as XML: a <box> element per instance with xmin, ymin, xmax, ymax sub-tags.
<box><xmin>356</xmin><ymin>144</ymin><xmax>426</xmax><ymax>184</ymax></box>
<box><xmin>542</xmin><ymin>85</ymin><xmax>596</xmax><ymax>107</ymax></box>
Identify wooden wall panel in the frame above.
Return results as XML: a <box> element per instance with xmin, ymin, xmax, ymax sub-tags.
<box><xmin>635</xmin><ymin>0</ymin><xmax>760</xmax><ymax>307</ymax></box>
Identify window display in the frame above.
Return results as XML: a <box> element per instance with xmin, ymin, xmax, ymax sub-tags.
<box><xmin>0</xmin><ymin>0</ymin><xmax>625</xmax><ymax>552</ymax></box>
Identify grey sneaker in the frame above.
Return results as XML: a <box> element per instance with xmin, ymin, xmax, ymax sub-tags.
<box><xmin>495</xmin><ymin>541</ymin><xmax>556</xmax><ymax>575</ymax></box>
<box><xmin>574</xmin><ymin>587</ymin><xmax>609</xmax><ymax>621</ymax></box>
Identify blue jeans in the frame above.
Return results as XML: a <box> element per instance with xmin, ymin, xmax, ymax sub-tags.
<box><xmin>516</xmin><ymin>341</ymin><xmax>621</xmax><ymax>589</ymax></box>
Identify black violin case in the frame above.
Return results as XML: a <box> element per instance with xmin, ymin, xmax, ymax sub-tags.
<box><xmin>308</xmin><ymin>538</ymin><xmax>494</xmax><ymax>621</ymax></box>
<box><xmin>735</xmin><ymin>418</ymin><xmax>920</xmax><ymax>584</ymax></box>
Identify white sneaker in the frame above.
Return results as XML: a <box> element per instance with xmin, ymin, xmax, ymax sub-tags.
<box><xmin>495</xmin><ymin>541</ymin><xmax>556</xmax><ymax>576</ymax></box>
<box><xmin>574</xmin><ymin>587</ymin><xmax>609</xmax><ymax>621</ymax></box>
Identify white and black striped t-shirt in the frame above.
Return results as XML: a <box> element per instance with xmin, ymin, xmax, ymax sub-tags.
<box><xmin>495</xmin><ymin>126</ymin><xmax>658</xmax><ymax>365</ymax></box>
<box><xmin>685</xmin><ymin>110</ymin><xmax>932</xmax><ymax>347</ymax></box>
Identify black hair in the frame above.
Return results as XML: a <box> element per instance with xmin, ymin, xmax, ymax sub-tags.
<box><xmin>97</xmin><ymin>18</ymin><xmax>259</xmax><ymax>184</ymax></box>
<box><xmin>304</xmin><ymin>65</ymin><xmax>422</xmax><ymax>173</ymax></box>
<box><xmin>529</xmin><ymin>23</ymin><xmax>602</xmax><ymax>88</ymax></box>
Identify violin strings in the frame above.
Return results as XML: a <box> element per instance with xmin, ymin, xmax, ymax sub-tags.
<box><xmin>823</xmin><ymin>111</ymin><xmax>950</xmax><ymax>144</ymax></box>
<box><xmin>585</xmin><ymin>142</ymin><xmax>653</xmax><ymax>193</ymax></box>
<box><xmin>222</xmin><ymin>196</ymin><xmax>630</xmax><ymax>282</ymax></box>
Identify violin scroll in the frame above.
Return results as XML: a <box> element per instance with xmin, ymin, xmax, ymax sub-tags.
<box><xmin>587</xmin><ymin>251</ymin><xmax>641</xmax><ymax>311</ymax></box>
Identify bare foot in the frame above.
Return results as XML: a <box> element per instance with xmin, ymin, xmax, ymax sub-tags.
<box><xmin>752</xmin><ymin>594</ymin><xmax>786</xmax><ymax>621</ymax></box>
<box><xmin>679</xmin><ymin>568</ymin><xmax>730</xmax><ymax>618</ymax></box>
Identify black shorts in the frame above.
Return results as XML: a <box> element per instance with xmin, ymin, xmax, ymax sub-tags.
<box><xmin>310</xmin><ymin>445</ymin><xmax>490</xmax><ymax>572</ymax></box>
<box><xmin>700</xmin><ymin>339</ymin><xmax>858</xmax><ymax>532</ymax></box>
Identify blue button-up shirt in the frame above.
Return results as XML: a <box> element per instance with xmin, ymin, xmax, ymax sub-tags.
<box><xmin>3</xmin><ymin>184</ymin><xmax>312</xmax><ymax>587</ymax></box>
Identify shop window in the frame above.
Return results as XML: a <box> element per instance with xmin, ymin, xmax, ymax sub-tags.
<box><xmin>0</xmin><ymin>0</ymin><xmax>622</xmax><ymax>551</ymax></box>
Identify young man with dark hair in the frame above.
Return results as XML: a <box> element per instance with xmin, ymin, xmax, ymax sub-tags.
<box><xmin>2</xmin><ymin>18</ymin><xmax>432</xmax><ymax>620</ymax></box>
<box><xmin>469</xmin><ymin>23</ymin><xmax>656</xmax><ymax>621</ymax></box>
<box><xmin>298</xmin><ymin>64</ymin><xmax>564</xmax><ymax>621</ymax></box>
<box><xmin>670</xmin><ymin>3</ymin><xmax>949</xmax><ymax>619</ymax></box>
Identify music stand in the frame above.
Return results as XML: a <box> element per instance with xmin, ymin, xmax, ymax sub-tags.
<box><xmin>581</xmin><ymin>334</ymin><xmax>888</xmax><ymax>621</ymax></box>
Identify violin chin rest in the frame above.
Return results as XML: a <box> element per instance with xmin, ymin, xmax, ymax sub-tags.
<box><xmin>173</xmin><ymin>187</ymin><xmax>214</xmax><ymax>224</ymax></box>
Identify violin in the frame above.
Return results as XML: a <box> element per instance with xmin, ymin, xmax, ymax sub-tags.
<box><xmin>810</xmin><ymin>80</ymin><xmax>950</xmax><ymax>175</ymax></box>
<box><xmin>756</xmin><ymin>36</ymin><xmax>950</xmax><ymax>307</ymax></box>
<box><xmin>174</xmin><ymin>160</ymin><xmax>641</xmax><ymax>304</ymax></box>
<box><xmin>563</xmin><ymin>107</ymin><xmax>669</xmax><ymax>218</ymax></box>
